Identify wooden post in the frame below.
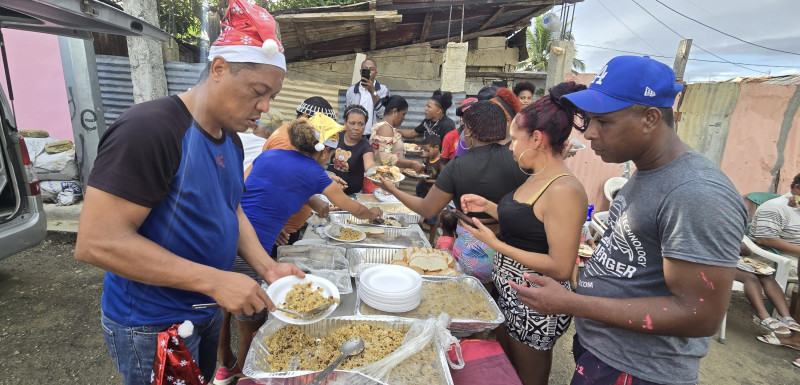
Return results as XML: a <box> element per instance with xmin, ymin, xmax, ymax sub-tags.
<box><xmin>351</xmin><ymin>53</ymin><xmax>367</xmax><ymax>85</ymax></box>
<box><xmin>673</xmin><ymin>39</ymin><xmax>692</xmax><ymax>82</ymax></box>
<box><xmin>672</xmin><ymin>39</ymin><xmax>692</xmax><ymax>131</ymax></box>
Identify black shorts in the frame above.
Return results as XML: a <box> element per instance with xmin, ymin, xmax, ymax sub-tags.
<box><xmin>571</xmin><ymin>334</ymin><xmax>660</xmax><ymax>385</ymax></box>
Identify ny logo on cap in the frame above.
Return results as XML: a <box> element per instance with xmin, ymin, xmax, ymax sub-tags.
<box><xmin>593</xmin><ymin>65</ymin><xmax>609</xmax><ymax>85</ymax></box>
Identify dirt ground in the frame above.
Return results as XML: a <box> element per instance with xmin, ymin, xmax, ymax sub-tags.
<box><xmin>1</xmin><ymin>233</ymin><xmax>798</xmax><ymax>384</ymax></box>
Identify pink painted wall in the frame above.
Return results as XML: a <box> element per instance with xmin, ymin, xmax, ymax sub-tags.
<box><xmin>562</xmin><ymin>74</ymin><xmax>800</xmax><ymax>214</ymax></box>
<box><xmin>0</xmin><ymin>30</ymin><xmax>73</xmax><ymax>140</ymax></box>
<box><xmin>720</xmin><ymin>82</ymin><xmax>800</xmax><ymax>198</ymax></box>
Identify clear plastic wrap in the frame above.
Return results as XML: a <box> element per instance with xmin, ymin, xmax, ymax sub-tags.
<box><xmin>276</xmin><ymin>245</ymin><xmax>352</xmax><ymax>294</ymax></box>
<box><xmin>242</xmin><ymin>315</ymin><xmax>463</xmax><ymax>385</ymax></box>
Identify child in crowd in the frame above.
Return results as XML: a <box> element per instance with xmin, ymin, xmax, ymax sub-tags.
<box><xmin>416</xmin><ymin>135</ymin><xmax>445</xmax><ymax>197</ymax></box>
<box><xmin>436</xmin><ymin>208</ymin><xmax>458</xmax><ymax>251</ymax></box>
<box><xmin>415</xmin><ymin>135</ymin><xmax>446</xmax><ymax>243</ymax></box>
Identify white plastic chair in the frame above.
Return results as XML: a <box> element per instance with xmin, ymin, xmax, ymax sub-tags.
<box><xmin>717</xmin><ymin>236</ymin><xmax>795</xmax><ymax>343</ymax></box>
<box><xmin>589</xmin><ymin>211</ymin><xmax>609</xmax><ymax>240</ymax></box>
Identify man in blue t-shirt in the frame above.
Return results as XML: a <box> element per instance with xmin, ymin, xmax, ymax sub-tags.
<box><xmin>508</xmin><ymin>56</ymin><xmax>746</xmax><ymax>385</ymax></box>
<box><xmin>74</xmin><ymin>2</ymin><xmax>304</xmax><ymax>384</ymax></box>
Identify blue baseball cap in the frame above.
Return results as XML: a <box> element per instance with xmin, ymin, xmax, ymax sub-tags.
<box><xmin>562</xmin><ymin>56</ymin><xmax>684</xmax><ymax>114</ymax></box>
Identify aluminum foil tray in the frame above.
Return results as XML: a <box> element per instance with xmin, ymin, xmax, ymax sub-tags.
<box><xmin>242</xmin><ymin>316</ymin><xmax>454</xmax><ymax>385</ymax></box>
<box><xmin>355</xmin><ymin>276</ymin><xmax>504</xmax><ymax>336</ymax></box>
<box><xmin>326</xmin><ymin>227</ymin><xmax>427</xmax><ymax>249</ymax></box>
<box><xmin>361</xmin><ymin>202</ymin><xmax>418</xmax><ymax>216</ymax></box>
<box><xmin>346</xmin><ymin>248</ymin><xmax>462</xmax><ymax>278</ymax></box>
<box><xmin>276</xmin><ymin>245</ymin><xmax>352</xmax><ymax>294</ymax></box>
<box><xmin>328</xmin><ymin>212</ymin><xmax>418</xmax><ymax>229</ymax></box>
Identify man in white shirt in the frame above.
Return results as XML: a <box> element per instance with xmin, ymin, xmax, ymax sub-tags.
<box><xmin>345</xmin><ymin>58</ymin><xmax>390</xmax><ymax>135</ymax></box>
<box><xmin>238</xmin><ymin>109</ymin><xmax>283</xmax><ymax>170</ymax></box>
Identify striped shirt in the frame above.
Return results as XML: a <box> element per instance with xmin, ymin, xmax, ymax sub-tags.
<box><xmin>749</xmin><ymin>193</ymin><xmax>800</xmax><ymax>251</ymax></box>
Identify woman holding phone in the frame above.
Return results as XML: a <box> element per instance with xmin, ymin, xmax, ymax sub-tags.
<box><xmin>377</xmin><ymin>101</ymin><xmax>527</xmax><ymax>284</ymax></box>
<box><xmin>459</xmin><ymin>82</ymin><xmax>589</xmax><ymax>385</ymax></box>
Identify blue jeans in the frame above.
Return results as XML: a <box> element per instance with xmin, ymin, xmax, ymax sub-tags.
<box><xmin>101</xmin><ymin>310</ymin><xmax>223</xmax><ymax>385</ymax></box>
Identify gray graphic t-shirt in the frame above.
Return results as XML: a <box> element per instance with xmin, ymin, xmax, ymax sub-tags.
<box><xmin>576</xmin><ymin>151</ymin><xmax>746</xmax><ymax>385</ymax></box>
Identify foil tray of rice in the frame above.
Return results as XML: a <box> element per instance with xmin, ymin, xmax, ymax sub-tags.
<box><xmin>329</xmin><ymin>212</ymin><xmax>419</xmax><ymax>229</ymax></box>
<box><xmin>326</xmin><ymin>227</ymin><xmax>428</xmax><ymax>249</ymax></box>
<box><xmin>243</xmin><ymin>316</ymin><xmax>453</xmax><ymax>385</ymax></box>
<box><xmin>355</xmin><ymin>276</ymin><xmax>504</xmax><ymax>336</ymax></box>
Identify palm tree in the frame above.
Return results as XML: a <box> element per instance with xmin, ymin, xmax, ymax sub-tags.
<box><xmin>518</xmin><ymin>15</ymin><xmax>585</xmax><ymax>74</ymax></box>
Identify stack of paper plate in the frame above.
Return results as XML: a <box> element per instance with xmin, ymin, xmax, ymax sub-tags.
<box><xmin>358</xmin><ymin>265</ymin><xmax>422</xmax><ymax>312</ymax></box>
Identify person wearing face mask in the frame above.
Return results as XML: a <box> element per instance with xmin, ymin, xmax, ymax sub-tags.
<box><xmin>459</xmin><ymin>82</ymin><xmax>589</xmax><ymax>385</ymax></box>
<box><xmin>345</xmin><ymin>58</ymin><xmax>389</xmax><ymax>136</ymax></box>
<box><xmin>329</xmin><ymin>105</ymin><xmax>377</xmax><ymax>195</ymax></box>
<box><xmin>369</xmin><ymin>95</ymin><xmax>424</xmax><ymax>173</ymax></box>
<box><xmin>378</xmin><ymin>101</ymin><xmax>527</xmax><ymax>285</ymax></box>
<box><xmin>400</xmin><ymin>90</ymin><xmax>456</xmax><ymax>140</ymax></box>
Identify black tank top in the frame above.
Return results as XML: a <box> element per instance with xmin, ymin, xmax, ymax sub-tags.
<box><xmin>496</xmin><ymin>174</ymin><xmax>571</xmax><ymax>253</ymax></box>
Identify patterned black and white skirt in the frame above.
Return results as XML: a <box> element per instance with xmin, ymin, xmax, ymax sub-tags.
<box><xmin>492</xmin><ymin>252</ymin><xmax>572</xmax><ymax>350</ymax></box>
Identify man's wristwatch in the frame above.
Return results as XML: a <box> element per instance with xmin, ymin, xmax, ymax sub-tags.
<box><xmin>372</xmin><ymin>91</ymin><xmax>379</xmax><ymax>97</ymax></box>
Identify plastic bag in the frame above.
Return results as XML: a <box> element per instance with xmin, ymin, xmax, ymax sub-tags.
<box><xmin>276</xmin><ymin>245</ymin><xmax>352</xmax><ymax>294</ymax></box>
<box><xmin>343</xmin><ymin>313</ymin><xmax>464</xmax><ymax>385</ymax></box>
<box><xmin>244</xmin><ymin>314</ymin><xmax>463</xmax><ymax>385</ymax></box>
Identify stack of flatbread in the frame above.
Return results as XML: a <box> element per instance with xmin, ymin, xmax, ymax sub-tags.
<box><xmin>740</xmin><ymin>257</ymin><xmax>776</xmax><ymax>275</ymax></box>
<box><xmin>578</xmin><ymin>244</ymin><xmax>594</xmax><ymax>257</ymax></box>
<box><xmin>390</xmin><ymin>247</ymin><xmax>458</xmax><ymax>276</ymax></box>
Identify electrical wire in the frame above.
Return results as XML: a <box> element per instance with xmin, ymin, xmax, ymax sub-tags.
<box><xmin>597</xmin><ymin>0</ymin><xmax>665</xmax><ymax>55</ymax></box>
<box><xmin>575</xmin><ymin>43</ymin><xmax>799</xmax><ymax>69</ymax></box>
<box><xmin>629</xmin><ymin>0</ymin><xmax>767</xmax><ymax>74</ymax></box>
<box><xmin>653</xmin><ymin>0</ymin><xmax>800</xmax><ymax>56</ymax></box>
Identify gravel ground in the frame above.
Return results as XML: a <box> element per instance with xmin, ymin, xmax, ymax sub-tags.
<box><xmin>1</xmin><ymin>233</ymin><xmax>798</xmax><ymax>384</ymax></box>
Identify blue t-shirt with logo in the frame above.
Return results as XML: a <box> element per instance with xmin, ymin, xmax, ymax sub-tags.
<box><xmin>88</xmin><ymin>96</ymin><xmax>244</xmax><ymax>327</ymax></box>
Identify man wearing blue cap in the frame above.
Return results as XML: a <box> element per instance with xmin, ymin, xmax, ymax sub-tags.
<box><xmin>509</xmin><ymin>56</ymin><xmax>747</xmax><ymax>384</ymax></box>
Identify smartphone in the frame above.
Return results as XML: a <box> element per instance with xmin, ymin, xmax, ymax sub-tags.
<box><xmin>446</xmin><ymin>206</ymin><xmax>478</xmax><ymax>229</ymax></box>
<box><xmin>361</xmin><ymin>68</ymin><xmax>371</xmax><ymax>80</ymax></box>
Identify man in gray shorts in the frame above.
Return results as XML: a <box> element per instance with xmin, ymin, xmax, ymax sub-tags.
<box><xmin>510</xmin><ymin>56</ymin><xmax>747</xmax><ymax>385</ymax></box>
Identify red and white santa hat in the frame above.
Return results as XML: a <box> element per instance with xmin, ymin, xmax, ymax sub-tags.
<box><xmin>209</xmin><ymin>0</ymin><xmax>286</xmax><ymax>71</ymax></box>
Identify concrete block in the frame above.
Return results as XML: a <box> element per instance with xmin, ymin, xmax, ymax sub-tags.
<box><xmin>469</xmin><ymin>37</ymin><xmax>507</xmax><ymax>50</ymax></box>
<box><xmin>442</xmin><ymin>42</ymin><xmax>469</xmax><ymax>92</ymax></box>
<box><xmin>466</xmin><ymin>48</ymin><xmax>519</xmax><ymax>68</ymax></box>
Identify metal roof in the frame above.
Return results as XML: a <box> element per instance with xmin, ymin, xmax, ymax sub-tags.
<box><xmin>274</xmin><ymin>0</ymin><xmax>582</xmax><ymax>62</ymax></box>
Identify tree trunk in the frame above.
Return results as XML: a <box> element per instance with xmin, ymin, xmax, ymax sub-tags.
<box><xmin>123</xmin><ymin>0</ymin><xmax>168</xmax><ymax>104</ymax></box>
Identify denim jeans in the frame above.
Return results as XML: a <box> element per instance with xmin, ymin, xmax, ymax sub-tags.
<box><xmin>101</xmin><ymin>310</ymin><xmax>223</xmax><ymax>385</ymax></box>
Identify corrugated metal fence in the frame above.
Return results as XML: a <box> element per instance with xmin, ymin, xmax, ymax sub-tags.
<box><xmin>97</xmin><ymin>55</ymin><xmax>204</xmax><ymax>124</ymax></box>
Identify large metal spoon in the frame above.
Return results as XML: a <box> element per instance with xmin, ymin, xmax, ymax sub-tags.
<box><xmin>275</xmin><ymin>302</ymin><xmax>332</xmax><ymax>320</ymax></box>
<box><xmin>306</xmin><ymin>338</ymin><xmax>365</xmax><ymax>385</ymax></box>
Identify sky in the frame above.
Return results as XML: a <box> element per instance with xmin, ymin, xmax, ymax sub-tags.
<box><xmin>563</xmin><ymin>0</ymin><xmax>800</xmax><ymax>82</ymax></box>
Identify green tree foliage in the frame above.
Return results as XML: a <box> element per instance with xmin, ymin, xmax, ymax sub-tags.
<box><xmin>518</xmin><ymin>15</ymin><xmax>586</xmax><ymax>74</ymax></box>
<box><xmin>144</xmin><ymin>1</ymin><xmax>362</xmax><ymax>44</ymax></box>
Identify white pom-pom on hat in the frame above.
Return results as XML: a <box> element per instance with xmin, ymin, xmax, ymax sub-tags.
<box><xmin>314</xmin><ymin>142</ymin><xmax>325</xmax><ymax>152</ymax></box>
<box><xmin>262</xmin><ymin>39</ymin><xmax>279</xmax><ymax>56</ymax></box>
<box><xmin>177</xmin><ymin>320</ymin><xmax>194</xmax><ymax>338</ymax></box>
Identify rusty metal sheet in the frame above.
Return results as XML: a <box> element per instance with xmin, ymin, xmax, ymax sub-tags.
<box><xmin>677</xmin><ymin>82</ymin><xmax>741</xmax><ymax>166</ymax></box>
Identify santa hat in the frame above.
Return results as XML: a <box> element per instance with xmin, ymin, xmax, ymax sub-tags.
<box><xmin>209</xmin><ymin>0</ymin><xmax>286</xmax><ymax>71</ymax></box>
<box><xmin>307</xmin><ymin>113</ymin><xmax>346</xmax><ymax>152</ymax></box>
